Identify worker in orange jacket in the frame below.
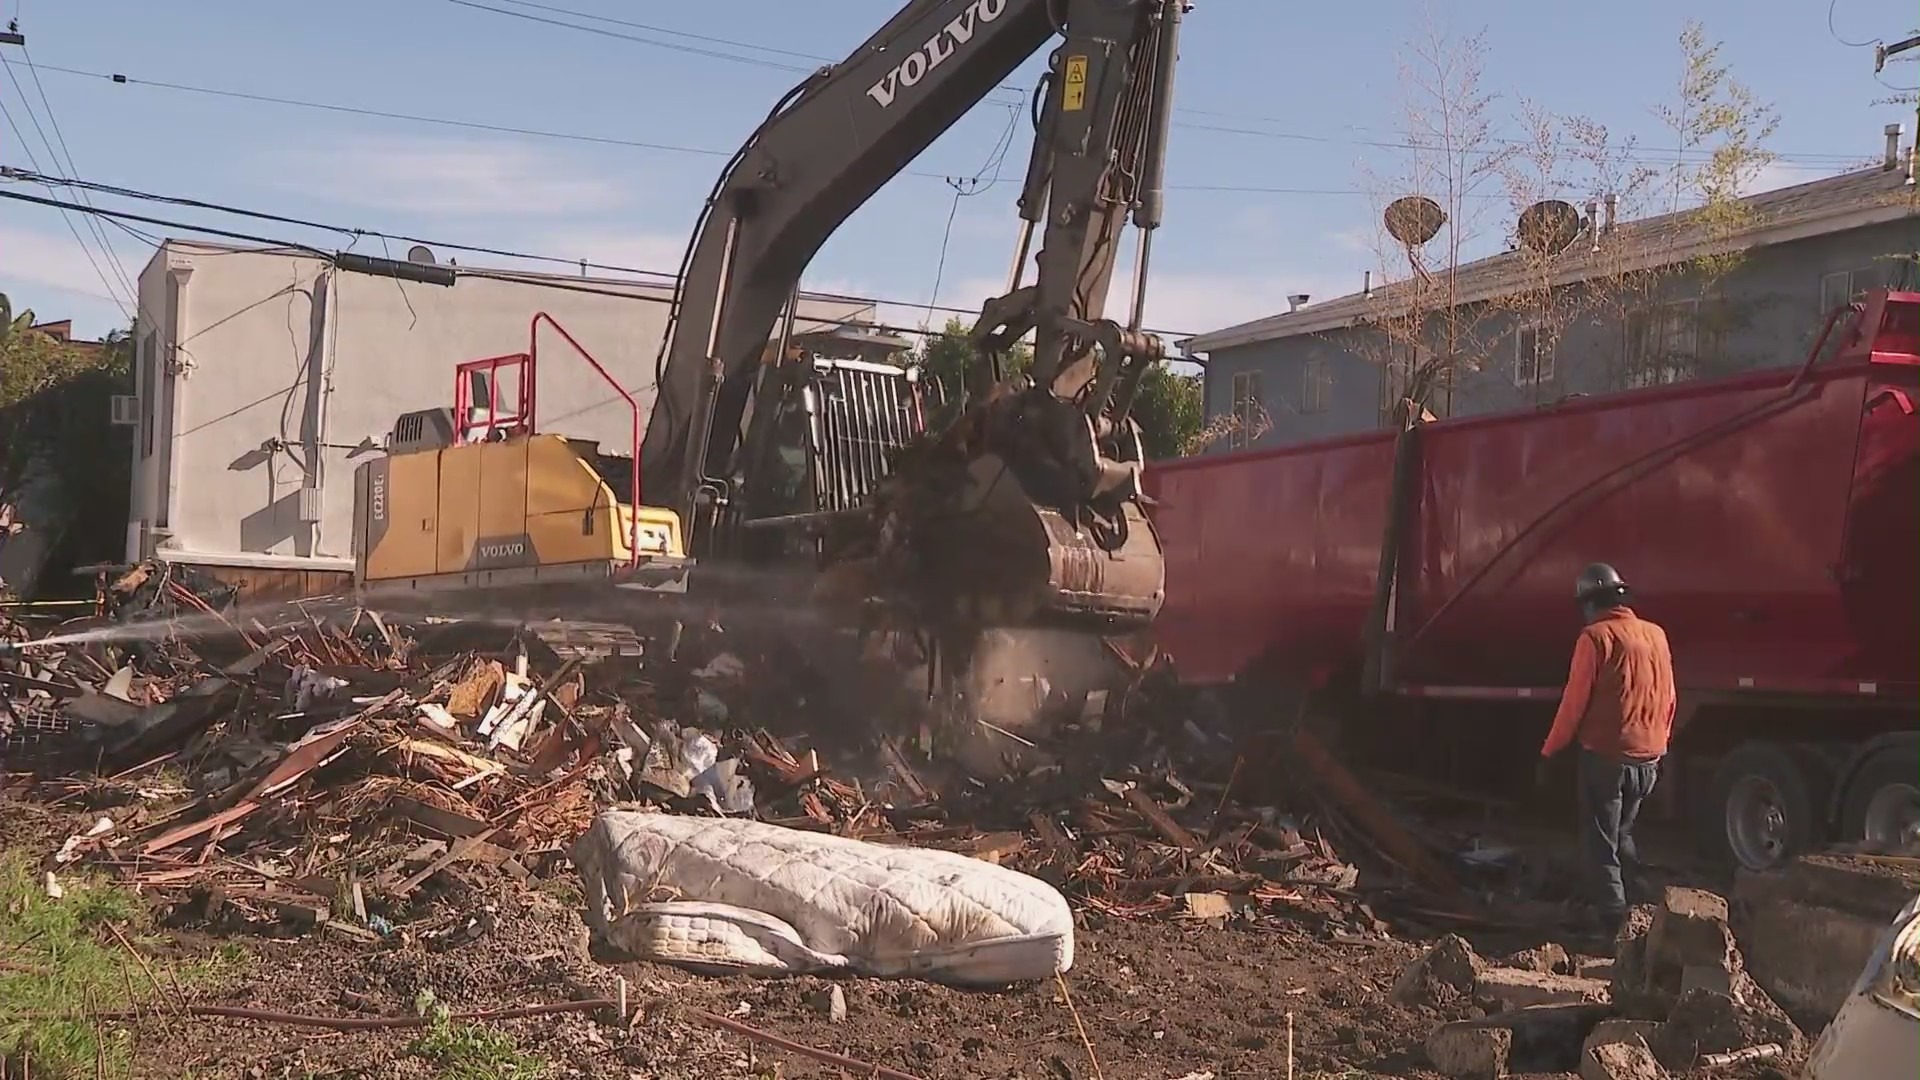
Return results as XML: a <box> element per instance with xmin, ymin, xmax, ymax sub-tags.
<box><xmin>1539</xmin><ymin>563</ymin><xmax>1677</xmax><ymax>927</ymax></box>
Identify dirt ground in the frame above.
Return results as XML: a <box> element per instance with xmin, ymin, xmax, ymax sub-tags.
<box><xmin>111</xmin><ymin>880</ymin><xmax>1475</xmax><ymax>1080</ymax></box>
<box><xmin>1</xmin><ymin>793</ymin><xmax>1644</xmax><ymax>1080</ymax></box>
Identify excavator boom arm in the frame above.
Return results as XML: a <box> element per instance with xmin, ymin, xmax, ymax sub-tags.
<box><xmin>642</xmin><ymin>0</ymin><xmax>1186</xmax><ymax>530</ymax></box>
<box><xmin>641</xmin><ymin>0</ymin><xmax>1054</xmax><ymax>518</ymax></box>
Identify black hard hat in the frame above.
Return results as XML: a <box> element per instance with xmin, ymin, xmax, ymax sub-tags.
<box><xmin>1575</xmin><ymin>562</ymin><xmax>1630</xmax><ymax>602</ymax></box>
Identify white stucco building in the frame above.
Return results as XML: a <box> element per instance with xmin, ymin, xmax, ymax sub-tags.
<box><xmin>129</xmin><ymin>240</ymin><xmax>877</xmax><ymax>597</ymax></box>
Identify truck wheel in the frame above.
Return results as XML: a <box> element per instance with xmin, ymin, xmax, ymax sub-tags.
<box><xmin>1841</xmin><ymin>745</ymin><xmax>1920</xmax><ymax>853</ymax></box>
<box><xmin>1708</xmin><ymin>742</ymin><xmax>1827</xmax><ymax>872</ymax></box>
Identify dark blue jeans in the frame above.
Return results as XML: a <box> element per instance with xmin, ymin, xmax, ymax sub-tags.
<box><xmin>1578</xmin><ymin>749</ymin><xmax>1660</xmax><ymax>915</ymax></box>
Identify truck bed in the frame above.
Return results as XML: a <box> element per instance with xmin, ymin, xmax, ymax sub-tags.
<box><xmin>1148</xmin><ymin>299</ymin><xmax>1919</xmax><ymax>701</ymax></box>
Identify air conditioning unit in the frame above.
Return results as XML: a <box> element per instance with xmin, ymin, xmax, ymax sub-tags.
<box><xmin>109</xmin><ymin>395</ymin><xmax>139</xmax><ymax>426</ymax></box>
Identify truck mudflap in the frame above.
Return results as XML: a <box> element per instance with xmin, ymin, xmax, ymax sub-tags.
<box><xmin>1804</xmin><ymin>891</ymin><xmax>1920</xmax><ymax>1079</ymax></box>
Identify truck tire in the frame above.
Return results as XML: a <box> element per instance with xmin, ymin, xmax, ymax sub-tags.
<box><xmin>1706</xmin><ymin>742</ymin><xmax>1828</xmax><ymax>872</ymax></box>
<box><xmin>1840</xmin><ymin>744</ymin><xmax>1920</xmax><ymax>854</ymax></box>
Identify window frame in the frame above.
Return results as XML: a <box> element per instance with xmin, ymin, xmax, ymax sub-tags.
<box><xmin>1625</xmin><ymin>299</ymin><xmax>1699</xmax><ymax>388</ymax></box>
<box><xmin>1820</xmin><ymin>264</ymin><xmax>1881</xmax><ymax>317</ymax></box>
<box><xmin>1513</xmin><ymin>321</ymin><xmax>1554</xmax><ymax>387</ymax></box>
<box><xmin>1299</xmin><ymin>357</ymin><xmax>1331</xmax><ymax>414</ymax></box>
<box><xmin>1228</xmin><ymin>369</ymin><xmax>1264</xmax><ymax>450</ymax></box>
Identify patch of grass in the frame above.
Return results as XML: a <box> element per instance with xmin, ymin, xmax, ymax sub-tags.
<box><xmin>408</xmin><ymin>991</ymin><xmax>548</xmax><ymax>1080</ymax></box>
<box><xmin>0</xmin><ymin>849</ymin><xmax>240</xmax><ymax>1078</ymax></box>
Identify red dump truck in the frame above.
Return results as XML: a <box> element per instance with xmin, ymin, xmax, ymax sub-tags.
<box><xmin>1146</xmin><ymin>289</ymin><xmax>1920</xmax><ymax>872</ymax></box>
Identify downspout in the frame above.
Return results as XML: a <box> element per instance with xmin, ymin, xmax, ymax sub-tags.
<box><xmin>156</xmin><ymin>255</ymin><xmax>195</xmax><ymax>552</ymax></box>
<box><xmin>307</xmin><ymin>266</ymin><xmax>340</xmax><ymax>557</ymax></box>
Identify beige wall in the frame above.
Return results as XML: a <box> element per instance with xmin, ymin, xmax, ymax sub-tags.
<box><xmin>129</xmin><ymin>241</ymin><xmax>873</xmax><ymax>570</ymax></box>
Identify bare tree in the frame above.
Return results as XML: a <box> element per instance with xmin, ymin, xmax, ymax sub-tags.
<box><xmin>1351</xmin><ymin>16</ymin><xmax>1517</xmax><ymax>417</ymax></box>
<box><xmin>1182</xmin><ymin>399</ymin><xmax>1272</xmax><ymax>456</ymax></box>
<box><xmin>1341</xmin><ymin>17</ymin><xmax>1784</xmax><ymax>412</ymax></box>
<box><xmin>1489</xmin><ymin>104</ymin><xmax>1662</xmax><ymax>398</ymax></box>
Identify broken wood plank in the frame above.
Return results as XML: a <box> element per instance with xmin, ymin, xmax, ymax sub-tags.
<box><xmin>1292</xmin><ymin>728</ymin><xmax>1460</xmax><ymax>897</ymax></box>
<box><xmin>388</xmin><ymin>796</ymin><xmax>491</xmax><ymax>839</ymax></box>
<box><xmin>391</xmin><ymin>828</ymin><xmax>503</xmax><ymax>896</ymax></box>
<box><xmin>141</xmin><ymin>800</ymin><xmax>261</xmax><ymax>856</ymax></box>
<box><xmin>1122</xmin><ymin>786</ymin><xmax>1200</xmax><ymax>850</ymax></box>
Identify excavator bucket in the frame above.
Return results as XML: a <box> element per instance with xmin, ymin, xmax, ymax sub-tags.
<box><xmin>904</xmin><ymin>453</ymin><xmax>1165</xmax><ymax>632</ymax></box>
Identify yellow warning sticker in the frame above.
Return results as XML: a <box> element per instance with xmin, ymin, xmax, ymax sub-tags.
<box><xmin>1063</xmin><ymin>55</ymin><xmax>1088</xmax><ymax>111</ymax></box>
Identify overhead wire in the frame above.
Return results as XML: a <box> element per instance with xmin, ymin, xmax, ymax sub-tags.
<box><xmin>24</xmin><ymin>62</ymin><xmax>1868</xmax><ymax>181</ymax></box>
<box><xmin>0</xmin><ymin>55</ymin><xmax>132</xmax><ymax>317</ymax></box>
<box><xmin>0</xmin><ymin>167</ymin><xmax>1197</xmax><ymax>337</ymax></box>
<box><xmin>1826</xmin><ymin>0</ymin><xmax>1882</xmax><ymax>49</ymax></box>
<box><xmin>438</xmin><ymin>0</ymin><xmax>1034</xmax><ymax>109</ymax></box>
<box><xmin>922</xmin><ymin>101</ymin><xmax>1024</xmax><ymax>326</ymax></box>
<box><xmin>15</xmin><ymin>46</ymin><xmax>140</xmax><ymax>304</ymax></box>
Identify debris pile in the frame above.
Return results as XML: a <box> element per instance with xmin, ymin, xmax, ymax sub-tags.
<box><xmin>1</xmin><ymin>569</ymin><xmax>1497</xmax><ymax>949</ymax></box>
<box><xmin>1407</xmin><ymin>885</ymin><xmax>1804</xmax><ymax>1079</ymax></box>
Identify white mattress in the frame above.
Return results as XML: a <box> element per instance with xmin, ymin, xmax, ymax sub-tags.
<box><xmin>572</xmin><ymin>810</ymin><xmax>1074</xmax><ymax>985</ymax></box>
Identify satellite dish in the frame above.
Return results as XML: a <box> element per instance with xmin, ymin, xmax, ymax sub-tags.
<box><xmin>1516</xmin><ymin>200</ymin><xmax>1583</xmax><ymax>256</ymax></box>
<box><xmin>1384</xmin><ymin>196</ymin><xmax>1446</xmax><ymax>247</ymax></box>
<box><xmin>406</xmin><ymin>244</ymin><xmax>437</xmax><ymax>266</ymax></box>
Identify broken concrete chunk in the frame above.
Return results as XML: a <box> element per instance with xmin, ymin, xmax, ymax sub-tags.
<box><xmin>1580</xmin><ymin>1037</ymin><xmax>1667</xmax><ymax>1080</ymax></box>
<box><xmin>1612</xmin><ymin>908</ymin><xmax>1676</xmax><ymax>1020</ymax></box>
<box><xmin>1576</xmin><ymin>956</ymin><xmax>1616</xmax><ymax>981</ymax></box>
<box><xmin>1503</xmin><ymin>942</ymin><xmax>1572</xmax><ymax>974</ymax></box>
<box><xmin>1654</xmin><ymin>986</ymin><xmax>1804</xmax><ymax>1069</ymax></box>
<box><xmin>1647</xmin><ymin>887</ymin><xmax>1731</xmax><ymax>971</ymax></box>
<box><xmin>1582</xmin><ymin>1018</ymin><xmax>1664</xmax><ymax>1058</ymax></box>
<box><xmin>1473</xmin><ymin>967</ymin><xmax>1610</xmax><ymax>1010</ymax></box>
<box><xmin>1393</xmin><ymin>933</ymin><xmax>1483</xmax><ymax>1005</ymax></box>
<box><xmin>1679</xmin><ymin>963</ymin><xmax>1734</xmax><ymax>998</ymax></box>
<box><xmin>1426</xmin><ymin>1022</ymin><xmax>1511</xmax><ymax>1079</ymax></box>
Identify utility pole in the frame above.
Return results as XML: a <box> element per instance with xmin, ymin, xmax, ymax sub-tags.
<box><xmin>1876</xmin><ymin>33</ymin><xmax>1920</xmax><ymax>73</ymax></box>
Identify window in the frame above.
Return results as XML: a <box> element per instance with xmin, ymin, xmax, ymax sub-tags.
<box><xmin>138</xmin><ymin>331</ymin><xmax>158</xmax><ymax>459</ymax></box>
<box><xmin>1625</xmin><ymin>301</ymin><xmax>1699</xmax><ymax>388</ymax></box>
<box><xmin>1229</xmin><ymin>370</ymin><xmax>1264</xmax><ymax>450</ymax></box>
<box><xmin>1820</xmin><ymin>265</ymin><xmax>1882</xmax><ymax>316</ymax></box>
<box><xmin>1513</xmin><ymin>323</ymin><xmax>1554</xmax><ymax>386</ymax></box>
<box><xmin>1300</xmin><ymin>358</ymin><xmax>1332</xmax><ymax>414</ymax></box>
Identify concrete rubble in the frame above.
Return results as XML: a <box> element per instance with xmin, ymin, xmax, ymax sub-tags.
<box><xmin>1417</xmin><ymin>882</ymin><xmax>1813</xmax><ymax>1078</ymax></box>
<box><xmin>1581</xmin><ymin>1035</ymin><xmax>1667</xmax><ymax>1080</ymax></box>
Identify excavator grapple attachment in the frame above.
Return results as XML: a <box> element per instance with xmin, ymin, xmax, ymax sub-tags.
<box><xmin>936</xmin><ymin>454</ymin><xmax>1164</xmax><ymax>630</ymax></box>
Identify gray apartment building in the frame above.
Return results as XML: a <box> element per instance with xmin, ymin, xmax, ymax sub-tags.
<box><xmin>1182</xmin><ymin>144</ymin><xmax>1920</xmax><ymax>452</ymax></box>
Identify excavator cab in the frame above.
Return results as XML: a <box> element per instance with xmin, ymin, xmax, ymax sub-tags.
<box><xmin>716</xmin><ymin>324</ymin><xmax>939</xmax><ymax>564</ymax></box>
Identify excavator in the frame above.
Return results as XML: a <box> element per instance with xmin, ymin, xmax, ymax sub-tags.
<box><xmin>352</xmin><ymin>0</ymin><xmax>1189</xmax><ymax>694</ymax></box>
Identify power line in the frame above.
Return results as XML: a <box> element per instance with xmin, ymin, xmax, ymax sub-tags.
<box><xmin>436</xmin><ymin>2</ymin><xmax>1870</xmax><ymax>167</ymax></box>
<box><xmin>0</xmin><ymin>185</ymin><xmax>329</xmax><ymax>252</ymax></box>
<box><xmin>15</xmin><ymin>61</ymin><xmax>1397</xmax><ymax>195</ymax></box>
<box><xmin>480</xmin><ymin>0</ymin><xmax>832</xmax><ymax>62</ymax></box>
<box><xmin>441</xmin><ymin>0</ymin><xmax>819</xmax><ymax>73</ymax></box>
<box><xmin>0</xmin><ymin>168</ymin><xmax>1201</xmax><ymax>338</ymax></box>
<box><xmin>29</xmin><ymin>59</ymin><xmax>1863</xmax><ymax>202</ymax></box>
<box><xmin>439</xmin><ymin>0</ymin><xmax>1033</xmax><ymax>109</ymax></box>
<box><xmin>0</xmin><ymin>63</ymin><xmax>131</xmax><ymax>318</ymax></box>
<box><xmin>14</xmin><ymin>46</ymin><xmax>140</xmax><ymax>303</ymax></box>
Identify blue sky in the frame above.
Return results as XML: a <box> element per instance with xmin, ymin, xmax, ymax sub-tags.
<box><xmin>0</xmin><ymin>0</ymin><xmax>1913</xmax><ymax>343</ymax></box>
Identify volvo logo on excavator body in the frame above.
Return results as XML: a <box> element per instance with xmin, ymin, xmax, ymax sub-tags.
<box><xmin>866</xmin><ymin>0</ymin><xmax>1008</xmax><ymax>108</ymax></box>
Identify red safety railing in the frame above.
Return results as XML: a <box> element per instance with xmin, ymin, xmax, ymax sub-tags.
<box><xmin>449</xmin><ymin>313</ymin><xmax>645</xmax><ymax>568</ymax></box>
<box><xmin>453</xmin><ymin>352</ymin><xmax>535</xmax><ymax>444</ymax></box>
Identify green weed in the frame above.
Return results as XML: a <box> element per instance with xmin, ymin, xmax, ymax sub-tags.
<box><xmin>408</xmin><ymin>990</ymin><xmax>548</xmax><ymax>1080</ymax></box>
<box><xmin>0</xmin><ymin>849</ymin><xmax>239</xmax><ymax>1078</ymax></box>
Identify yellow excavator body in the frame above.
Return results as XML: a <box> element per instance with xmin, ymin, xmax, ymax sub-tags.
<box><xmin>352</xmin><ymin>429</ymin><xmax>690</xmax><ymax>603</ymax></box>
